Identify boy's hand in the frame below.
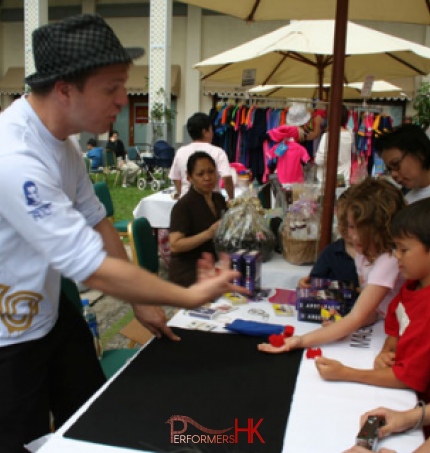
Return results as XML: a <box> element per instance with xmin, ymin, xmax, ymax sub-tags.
<box><xmin>374</xmin><ymin>351</ymin><xmax>395</xmax><ymax>369</ymax></box>
<box><xmin>315</xmin><ymin>356</ymin><xmax>345</xmax><ymax>380</ymax></box>
<box><xmin>258</xmin><ymin>335</ymin><xmax>303</xmax><ymax>354</ymax></box>
<box><xmin>298</xmin><ymin>275</ymin><xmax>312</xmax><ymax>288</ymax></box>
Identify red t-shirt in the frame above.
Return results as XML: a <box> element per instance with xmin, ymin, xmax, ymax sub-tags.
<box><xmin>385</xmin><ymin>281</ymin><xmax>430</xmax><ymax>406</ymax></box>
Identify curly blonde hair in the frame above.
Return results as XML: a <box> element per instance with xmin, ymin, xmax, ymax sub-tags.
<box><xmin>338</xmin><ymin>178</ymin><xmax>406</xmax><ymax>262</ymax></box>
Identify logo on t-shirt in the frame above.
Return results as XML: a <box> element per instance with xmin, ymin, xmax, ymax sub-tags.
<box><xmin>23</xmin><ymin>181</ymin><xmax>52</xmax><ymax>220</ymax></box>
<box><xmin>395</xmin><ymin>302</ymin><xmax>410</xmax><ymax>336</ymax></box>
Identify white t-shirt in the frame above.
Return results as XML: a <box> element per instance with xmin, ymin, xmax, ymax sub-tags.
<box><xmin>315</xmin><ymin>129</ymin><xmax>353</xmax><ymax>185</ymax></box>
<box><xmin>355</xmin><ymin>252</ymin><xmax>404</xmax><ymax>317</ymax></box>
<box><xmin>0</xmin><ymin>97</ymin><xmax>107</xmax><ymax>346</ymax></box>
<box><xmin>405</xmin><ymin>185</ymin><xmax>430</xmax><ymax>204</ymax></box>
<box><xmin>168</xmin><ymin>142</ymin><xmax>231</xmax><ymax>197</ymax></box>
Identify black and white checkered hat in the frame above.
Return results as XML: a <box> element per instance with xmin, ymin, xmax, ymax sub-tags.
<box><xmin>25</xmin><ymin>14</ymin><xmax>144</xmax><ymax>87</ymax></box>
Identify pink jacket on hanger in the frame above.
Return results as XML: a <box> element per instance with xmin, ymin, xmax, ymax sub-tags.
<box><xmin>264</xmin><ymin>125</ymin><xmax>310</xmax><ymax>184</ymax></box>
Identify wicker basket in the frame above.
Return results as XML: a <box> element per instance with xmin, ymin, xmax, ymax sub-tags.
<box><xmin>281</xmin><ymin>230</ymin><xmax>318</xmax><ymax>265</ymax></box>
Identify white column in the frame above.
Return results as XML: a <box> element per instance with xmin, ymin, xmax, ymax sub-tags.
<box><xmin>149</xmin><ymin>0</ymin><xmax>172</xmax><ymax>142</ymax></box>
<box><xmin>185</xmin><ymin>5</ymin><xmax>202</xmax><ymax>120</ymax></box>
<box><xmin>82</xmin><ymin>0</ymin><xmax>96</xmax><ymax>15</ymax></box>
<box><xmin>24</xmin><ymin>0</ymin><xmax>48</xmax><ymax>79</ymax></box>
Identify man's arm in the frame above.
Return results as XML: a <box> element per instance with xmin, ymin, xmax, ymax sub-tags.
<box><xmin>93</xmin><ymin>218</ymin><xmax>128</xmax><ymax>261</ymax></box>
<box><xmin>85</xmin><ymin>221</ymin><xmax>246</xmax><ymax>309</ymax></box>
<box><xmin>223</xmin><ymin>176</ymin><xmax>234</xmax><ymax>200</ymax></box>
<box><xmin>93</xmin><ymin>218</ymin><xmax>179</xmax><ymax>339</ymax></box>
<box><xmin>173</xmin><ymin>179</ymin><xmax>181</xmax><ymax>195</ymax></box>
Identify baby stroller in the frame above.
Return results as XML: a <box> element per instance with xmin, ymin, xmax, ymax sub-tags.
<box><xmin>150</xmin><ymin>140</ymin><xmax>175</xmax><ymax>191</ymax></box>
<box><xmin>133</xmin><ymin>143</ymin><xmax>157</xmax><ymax>190</ymax></box>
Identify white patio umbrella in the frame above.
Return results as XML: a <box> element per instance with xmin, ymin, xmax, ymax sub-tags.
<box><xmin>178</xmin><ymin>0</ymin><xmax>430</xmax><ymax>24</ymax></box>
<box><xmin>194</xmin><ymin>19</ymin><xmax>430</xmax><ymax>248</ymax></box>
<box><xmin>248</xmin><ymin>81</ymin><xmax>406</xmax><ymax>100</ymax></box>
<box><xmin>195</xmin><ymin>21</ymin><xmax>430</xmax><ymax>100</ymax></box>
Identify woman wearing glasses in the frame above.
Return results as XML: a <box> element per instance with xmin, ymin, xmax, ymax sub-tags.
<box><xmin>375</xmin><ymin>124</ymin><xmax>430</xmax><ymax>203</ymax></box>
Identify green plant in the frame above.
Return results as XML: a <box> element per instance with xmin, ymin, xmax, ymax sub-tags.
<box><xmin>413</xmin><ymin>81</ymin><xmax>430</xmax><ymax>129</ymax></box>
<box><xmin>150</xmin><ymin>88</ymin><xmax>175</xmax><ymax>142</ymax></box>
<box><xmin>150</xmin><ymin>90</ymin><xmax>175</xmax><ymax>123</ymax></box>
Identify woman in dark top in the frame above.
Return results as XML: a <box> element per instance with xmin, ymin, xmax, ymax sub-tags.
<box><xmin>169</xmin><ymin>151</ymin><xmax>227</xmax><ymax>287</ymax></box>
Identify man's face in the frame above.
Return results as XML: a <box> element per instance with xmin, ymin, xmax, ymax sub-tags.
<box><xmin>68</xmin><ymin>64</ymin><xmax>129</xmax><ymax>134</ymax></box>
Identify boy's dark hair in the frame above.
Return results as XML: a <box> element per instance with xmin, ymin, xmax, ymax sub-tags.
<box><xmin>186</xmin><ymin>113</ymin><xmax>212</xmax><ymax>141</ymax></box>
<box><xmin>391</xmin><ymin>198</ymin><xmax>430</xmax><ymax>249</ymax></box>
<box><xmin>374</xmin><ymin>124</ymin><xmax>430</xmax><ymax>170</ymax></box>
<box><xmin>109</xmin><ymin>130</ymin><xmax>119</xmax><ymax>138</ymax></box>
<box><xmin>87</xmin><ymin>138</ymin><xmax>97</xmax><ymax>147</ymax></box>
<box><xmin>186</xmin><ymin>151</ymin><xmax>216</xmax><ymax>175</ymax></box>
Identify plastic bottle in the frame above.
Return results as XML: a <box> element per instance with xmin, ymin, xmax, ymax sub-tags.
<box><xmin>81</xmin><ymin>298</ymin><xmax>103</xmax><ymax>360</ymax></box>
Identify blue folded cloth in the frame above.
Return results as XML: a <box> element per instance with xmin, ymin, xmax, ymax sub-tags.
<box><xmin>225</xmin><ymin>319</ymin><xmax>285</xmax><ymax>337</ymax></box>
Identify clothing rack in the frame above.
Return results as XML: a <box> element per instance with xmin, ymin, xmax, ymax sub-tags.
<box><xmin>216</xmin><ymin>92</ymin><xmax>390</xmax><ymax>113</ymax></box>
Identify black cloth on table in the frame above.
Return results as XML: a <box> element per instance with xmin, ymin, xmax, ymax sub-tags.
<box><xmin>65</xmin><ymin>328</ymin><xmax>303</xmax><ymax>453</ymax></box>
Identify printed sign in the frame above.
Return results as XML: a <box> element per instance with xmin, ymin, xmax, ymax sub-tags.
<box><xmin>361</xmin><ymin>75</ymin><xmax>375</xmax><ymax>98</ymax></box>
<box><xmin>242</xmin><ymin>69</ymin><xmax>256</xmax><ymax>87</ymax></box>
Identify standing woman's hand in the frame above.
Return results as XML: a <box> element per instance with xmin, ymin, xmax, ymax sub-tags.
<box><xmin>207</xmin><ymin>220</ymin><xmax>221</xmax><ymax>238</ymax></box>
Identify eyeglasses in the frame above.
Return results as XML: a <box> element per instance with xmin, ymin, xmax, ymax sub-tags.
<box><xmin>384</xmin><ymin>153</ymin><xmax>407</xmax><ymax>174</ymax></box>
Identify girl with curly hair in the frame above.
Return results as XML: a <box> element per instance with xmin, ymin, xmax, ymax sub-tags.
<box><xmin>259</xmin><ymin>178</ymin><xmax>406</xmax><ymax>353</ymax></box>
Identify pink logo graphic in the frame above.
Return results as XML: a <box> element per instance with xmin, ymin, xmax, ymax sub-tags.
<box><xmin>166</xmin><ymin>415</ymin><xmax>265</xmax><ymax>445</ymax></box>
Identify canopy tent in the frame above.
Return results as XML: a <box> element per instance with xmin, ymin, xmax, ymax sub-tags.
<box><xmin>0</xmin><ymin>67</ymin><xmax>26</xmax><ymax>95</ymax></box>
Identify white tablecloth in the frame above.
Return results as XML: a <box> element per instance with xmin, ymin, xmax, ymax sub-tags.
<box><xmin>34</xmin><ymin>300</ymin><xmax>423</xmax><ymax>453</ymax></box>
<box><xmin>133</xmin><ymin>190</ymin><xmax>176</xmax><ymax>228</ymax></box>
<box><xmin>133</xmin><ymin>187</ymin><xmax>245</xmax><ymax>229</ymax></box>
<box><xmin>262</xmin><ymin>252</ymin><xmax>311</xmax><ymax>290</ymax></box>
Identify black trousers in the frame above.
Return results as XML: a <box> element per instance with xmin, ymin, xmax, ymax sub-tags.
<box><xmin>0</xmin><ymin>292</ymin><xmax>106</xmax><ymax>452</ymax></box>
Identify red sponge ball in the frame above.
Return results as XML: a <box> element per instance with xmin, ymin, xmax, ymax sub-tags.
<box><xmin>306</xmin><ymin>348</ymin><xmax>322</xmax><ymax>359</ymax></box>
<box><xmin>268</xmin><ymin>334</ymin><xmax>285</xmax><ymax>348</ymax></box>
<box><xmin>283</xmin><ymin>325</ymin><xmax>295</xmax><ymax>337</ymax></box>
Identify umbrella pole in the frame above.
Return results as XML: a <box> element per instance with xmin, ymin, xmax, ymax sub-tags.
<box><xmin>319</xmin><ymin>0</ymin><xmax>349</xmax><ymax>252</ymax></box>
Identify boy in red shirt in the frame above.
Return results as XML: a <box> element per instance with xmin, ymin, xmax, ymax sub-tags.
<box><xmin>315</xmin><ymin>198</ymin><xmax>430</xmax><ymax>419</ymax></box>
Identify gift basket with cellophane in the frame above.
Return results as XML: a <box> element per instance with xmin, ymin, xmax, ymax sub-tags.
<box><xmin>281</xmin><ymin>192</ymin><xmax>320</xmax><ymax>265</ymax></box>
<box><xmin>214</xmin><ymin>190</ymin><xmax>275</xmax><ymax>262</ymax></box>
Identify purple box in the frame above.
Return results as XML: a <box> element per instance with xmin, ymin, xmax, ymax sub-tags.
<box><xmin>229</xmin><ymin>249</ymin><xmax>247</xmax><ymax>286</ymax></box>
<box><xmin>243</xmin><ymin>250</ymin><xmax>262</xmax><ymax>294</ymax></box>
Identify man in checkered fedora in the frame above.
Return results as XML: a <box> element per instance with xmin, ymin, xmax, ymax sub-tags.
<box><xmin>0</xmin><ymin>14</ymin><xmax>244</xmax><ymax>451</ymax></box>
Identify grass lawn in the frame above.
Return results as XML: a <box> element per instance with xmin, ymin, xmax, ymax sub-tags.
<box><xmin>93</xmin><ymin>173</ymin><xmax>161</xmax><ymax>223</ymax></box>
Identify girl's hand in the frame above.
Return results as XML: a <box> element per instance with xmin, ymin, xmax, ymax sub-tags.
<box><xmin>298</xmin><ymin>275</ymin><xmax>311</xmax><ymax>288</ymax></box>
<box><xmin>315</xmin><ymin>356</ymin><xmax>345</xmax><ymax>380</ymax></box>
<box><xmin>258</xmin><ymin>335</ymin><xmax>303</xmax><ymax>354</ymax></box>
<box><xmin>374</xmin><ymin>351</ymin><xmax>395</xmax><ymax>369</ymax></box>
